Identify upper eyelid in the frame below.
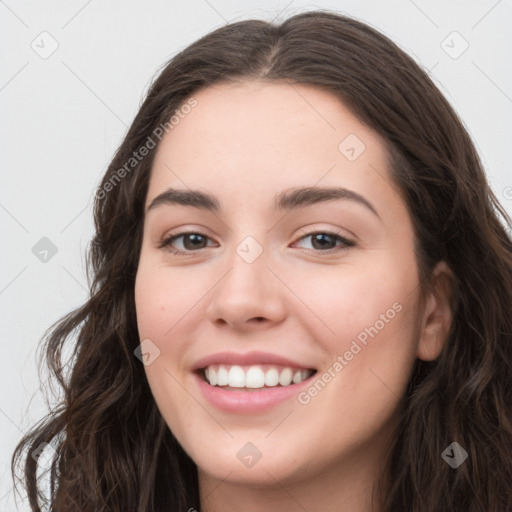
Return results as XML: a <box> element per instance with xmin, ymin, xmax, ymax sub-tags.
<box><xmin>161</xmin><ymin>222</ymin><xmax>353</xmax><ymax>239</ymax></box>
<box><xmin>162</xmin><ymin>227</ymin><xmax>352</xmax><ymax>240</ymax></box>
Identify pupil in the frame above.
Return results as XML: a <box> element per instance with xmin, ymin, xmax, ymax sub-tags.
<box><xmin>313</xmin><ymin>233</ymin><xmax>334</xmax><ymax>250</ymax></box>
<box><xmin>185</xmin><ymin>234</ymin><xmax>206</xmax><ymax>249</ymax></box>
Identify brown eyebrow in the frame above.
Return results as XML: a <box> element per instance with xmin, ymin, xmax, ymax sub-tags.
<box><xmin>146</xmin><ymin>186</ymin><xmax>380</xmax><ymax>219</ymax></box>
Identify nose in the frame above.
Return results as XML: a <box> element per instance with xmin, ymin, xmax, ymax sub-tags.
<box><xmin>205</xmin><ymin>245</ymin><xmax>288</xmax><ymax>331</ymax></box>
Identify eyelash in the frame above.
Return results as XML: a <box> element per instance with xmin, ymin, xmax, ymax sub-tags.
<box><xmin>157</xmin><ymin>230</ymin><xmax>355</xmax><ymax>256</ymax></box>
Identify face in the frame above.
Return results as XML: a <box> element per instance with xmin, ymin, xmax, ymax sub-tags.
<box><xmin>134</xmin><ymin>80</ymin><xmax>430</xmax><ymax>488</ymax></box>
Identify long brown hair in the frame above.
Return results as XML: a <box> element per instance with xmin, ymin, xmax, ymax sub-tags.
<box><xmin>11</xmin><ymin>9</ymin><xmax>512</xmax><ymax>511</ymax></box>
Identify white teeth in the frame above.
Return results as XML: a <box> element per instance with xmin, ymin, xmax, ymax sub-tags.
<box><xmin>264</xmin><ymin>368</ymin><xmax>279</xmax><ymax>387</ymax></box>
<box><xmin>279</xmin><ymin>367</ymin><xmax>293</xmax><ymax>386</ymax></box>
<box><xmin>203</xmin><ymin>364</ymin><xmax>314</xmax><ymax>389</ymax></box>
<box><xmin>208</xmin><ymin>367</ymin><xmax>217</xmax><ymax>386</ymax></box>
<box><xmin>228</xmin><ymin>365</ymin><xmax>246</xmax><ymax>387</ymax></box>
<box><xmin>245</xmin><ymin>366</ymin><xmax>265</xmax><ymax>388</ymax></box>
<box><xmin>217</xmin><ymin>365</ymin><xmax>229</xmax><ymax>386</ymax></box>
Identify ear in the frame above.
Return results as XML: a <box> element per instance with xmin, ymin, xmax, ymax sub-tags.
<box><xmin>416</xmin><ymin>261</ymin><xmax>456</xmax><ymax>361</ymax></box>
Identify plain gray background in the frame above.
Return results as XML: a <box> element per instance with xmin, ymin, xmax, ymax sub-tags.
<box><xmin>1</xmin><ymin>0</ymin><xmax>511</xmax><ymax>509</ymax></box>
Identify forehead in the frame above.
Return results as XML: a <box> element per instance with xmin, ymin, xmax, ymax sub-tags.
<box><xmin>147</xmin><ymin>80</ymin><xmax>400</xmax><ymax>216</ymax></box>
<box><xmin>158</xmin><ymin>80</ymin><xmax>382</xmax><ymax>161</ymax></box>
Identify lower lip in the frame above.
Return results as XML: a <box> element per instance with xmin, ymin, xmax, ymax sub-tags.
<box><xmin>193</xmin><ymin>371</ymin><xmax>316</xmax><ymax>413</ymax></box>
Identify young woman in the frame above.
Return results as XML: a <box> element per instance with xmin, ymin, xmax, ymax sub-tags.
<box><xmin>12</xmin><ymin>9</ymin><xmax>512</xmax><ymax>512</ymax></box>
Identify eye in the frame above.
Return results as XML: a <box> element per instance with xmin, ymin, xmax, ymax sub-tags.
<box><xmin>157</xmin><ymin>230</ymin><xmax>355</xmax><ymax>256</ymax></box>
<box><xmin>157</xmin><ymin>231</ymin><xmax>215</xmax><ymax>255</ymax></box>
<box><xmin>293</xmin><ymin>231</ymin><xmax>355</xmax><ymax>253</ymax></box>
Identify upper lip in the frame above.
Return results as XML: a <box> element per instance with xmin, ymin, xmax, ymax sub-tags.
<box><xmin>192</xmin><ymin>351</ymin><xmax>316</xmax><ymax>371</ymax></box>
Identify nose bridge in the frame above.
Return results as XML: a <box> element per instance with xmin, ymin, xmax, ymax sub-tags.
<box><xmin>205</xmin><ymin>233</ymin><xmax>287</xmax><ymax>326</ymax></box>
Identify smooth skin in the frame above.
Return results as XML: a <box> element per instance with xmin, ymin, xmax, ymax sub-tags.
<box><xmin>134</xmin><ymin>80</ymin><xmax>454</xmax><ymax>512</ymax></box>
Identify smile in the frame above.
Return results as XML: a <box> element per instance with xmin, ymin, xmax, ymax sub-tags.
<box><xmin>203</xmin><ymin>364</ymin><xmax>316</xmax><ymax>390</ymax></box>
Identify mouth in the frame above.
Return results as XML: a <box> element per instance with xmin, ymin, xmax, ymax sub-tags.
<box><xmin>197</xmin><ymin>364</ymin><xmax>318</xmax><ymax>392</ymax></box>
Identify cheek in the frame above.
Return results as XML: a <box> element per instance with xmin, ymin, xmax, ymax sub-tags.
<box><xmin>134</xmin><ymin>262</ymin><xmax>199</xmax><ymax>342</ymax></box>
<box><xmin>134</xmin><ymin>259</ymin><xmax>212</xmax><ymax>396</ymax></box>
<box><xmin>134</xmin><ymin>266</ymin><xmax>197</xmax><ymax>435</ymax></box>
<box><xmin>298</xmin><ymin>256</ymin><xmax>417</xmax><ymax>345</ymax></box>
<box><xmin>292</xmin><ymin>278</ymin><xmax>419</xmax><ymax>456</ymax></box>
<box><xmin>296</xmin><ymin>255</ymin><xmax>420</xmax><ymax>399</ymax></box>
